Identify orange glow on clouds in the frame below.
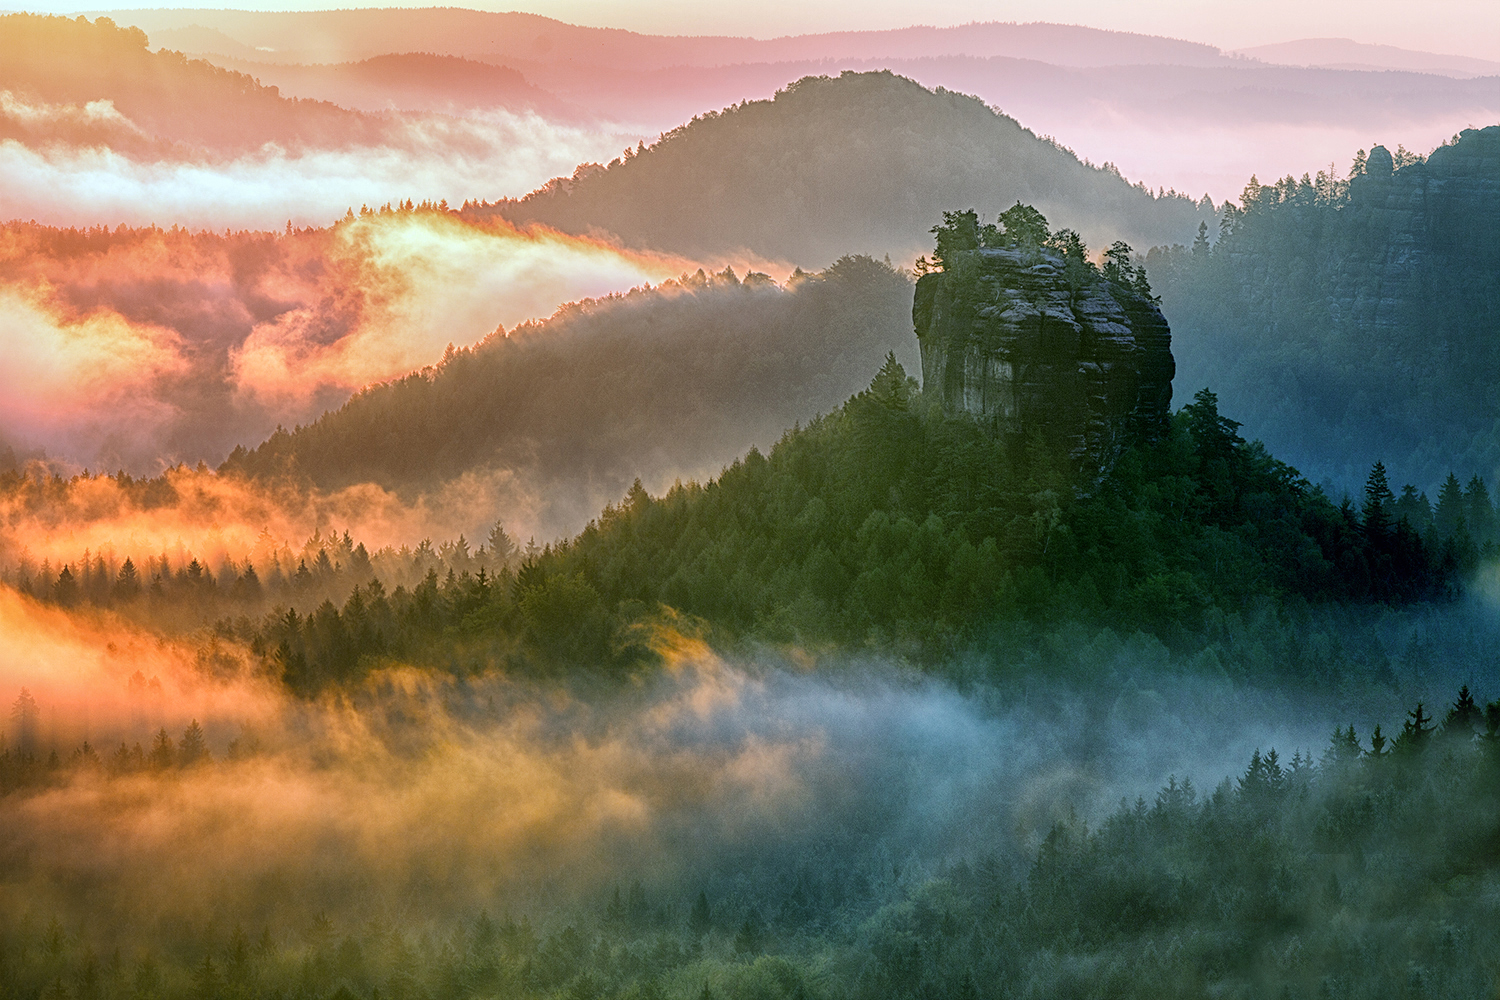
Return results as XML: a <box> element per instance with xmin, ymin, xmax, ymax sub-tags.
<box><xmin>231</xmin><ymin>211</ymin><xmax>690</xmax><ymax>407</ymax></box>
<box><xmin>0</xmin><ymin>211</ymin><xmax>692</xmax><ymax>469</ymax></box>
<box><xmin>0</xmin><ymin>284</ymin><xmax>186</xmax><ymax>439</ymax></box>
<box><xmin>0</xmin><ymin>464</ymin><xmax>540</xmax><ymax>574</ymax></box>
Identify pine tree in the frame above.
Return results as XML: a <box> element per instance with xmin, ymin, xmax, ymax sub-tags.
<box><xmin>54</xmin><ymin>565</ymin><xmax>79</xmax><ymax>606</ymax></box>
<box><xmin>11</xmin><ymin>688</ymin><xmax>39</xmax><ymax>755</ymax></box>
<box><xmin>1323</xmin><ymin>725</ymin><xmax>1361</xmax><ymax>767</ymax></box>
<box><xmin>149</xmin><ymin>727</ymin><xmax>176</xmax><ymax>770</ymax></box>
<box><xmin>1444</xmin><ymin>686</ymin><xmax>1482</xmax><ymax>740</ymax></box>
<box><xmin>734</xmin><ymin>908</ymin><xmax>765</xmax><ymax>954</ymax></box>
<box><xmin>689</xmin><ymin>891</ymin><xmax>712</xmax><ymax>936</ymax></box>
<box><xmin>1191</xmin><ymin>220</ymin><xmax>1211</xmax><ymax>258</ymax></box>
<box><xmin>1465</xmin><ymin>475</ymin><xmax>1494</xmax><ymax>542</ymax></box>
<box><xmin>1362</xmin><ymin>461</ymin><xmax>1394</xmax><ymax>538</ymax></box>
<box><xmin>114</xmin><ymin>558</ymin><xmax>140</xmax><ymax>600</ymax></box>
<box><xmin>1393</xmin><ymin>484</ymin><xmax>1431</xmax><ymax>534</ymax></box>
<box><xmin>179</xmin><ymin>720</ymin><xmax>210</xmax><ymax>767</ymax></box>
<box><xmin>1397</xmin><ymin>703</ymin><xmax>1435</xmax><ymax>754</ymax></box>
<box><xmin>487</xmin><ymin>521</ymin><xmax>518</xmax><ymax>567</ymax></box>
<box><xmin>1435</xmin><ymin>472</ymin><xmax>1466</xmax><ymax>537</ymax></box>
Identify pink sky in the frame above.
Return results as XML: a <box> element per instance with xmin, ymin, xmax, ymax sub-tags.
<box><xmin>36</xmin><ymin>0</ymin><xmax>1500</xmax><ymax>61</ymax></box>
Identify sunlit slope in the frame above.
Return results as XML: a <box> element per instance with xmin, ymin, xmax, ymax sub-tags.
<box><xmin>1148</xmin><ymin>127</ymin><xmax>1500</xmax><ymax>492</ymax></box>
<box><xmin>476</xmin><ymin>71</ymin><xmax>1213</xmax><ymax>265</ymax></box>
<box><xmin>0</xmin><ymin>210</ymin><xmax>689</xmax><ymax>475</ymax></box>
<box><xmin>0</xmin><ymin>13</ymin><xmax>382</xmax><ymax>153</ymax></box>
<box><xmin>222</xmin><ymin>257</ymin><xmax>918</xmax><ymax>536</ymax></box>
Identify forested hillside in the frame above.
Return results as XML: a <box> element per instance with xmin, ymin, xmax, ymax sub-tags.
<box><xmin>222</xmin><ymin>256</ymin><xmax>918</xmax><ymax>529</ymax></box>
<box><xmin>475</xmin><ymin>71</ymin><xmax>1213</xmax><ymax>265</ymax></box>
<box><xmin>1148</xmin><ymin>126</ymin><xmax>1500</xmax><ymax>494</ymax></box>
<box><xmin>6</xmin><ymin>692</ymin><xmax>1500</xmax><ymax>1000</ymax></box>
<box><xmin>0</xmin><ymin>13</ymin><xmax>381</xmax><ymax>153</ymax></box>
<box><xmin>3</xmin><ymin>206</ymin><xmax>1496</xmax><ymax>1000</ymax></box>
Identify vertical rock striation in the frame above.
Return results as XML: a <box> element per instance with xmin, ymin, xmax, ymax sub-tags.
<box><xmin>913</xmin><ymin>247</ymin><xmax>1174</xmax><ymax>477</ymax></box>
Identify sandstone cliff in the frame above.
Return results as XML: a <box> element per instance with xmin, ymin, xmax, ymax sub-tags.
<box><xmin>913</xmin><ymin>247</ymin><xmax>1175</xmax><ymax>476</ymax></box>
<box><xmin>1149</xmin><ymin>124</ymin><xmax>1500</xmax><ymax>489</ymax></box>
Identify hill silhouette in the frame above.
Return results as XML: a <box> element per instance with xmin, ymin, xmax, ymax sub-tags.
<box><xmin>203</xmin><ymin>52</ymin><xmax>576</xmax><ymax>117</ymax></box>
<box><xmin>222</xmin><ymin>256</ymin><xmax>919</xmax><ymax>538</ymax></box>
<box><xmin>473</xmin><ymin>71</ymin><xmax>1213</xmax><ymax>265</ymax></box>
<box><xmin>0</xmin><ymin>12</ymin><xmax>381</xmax><ymax>153</ymax></box>
<box><xmin>105</xmin><ymin>9</ymin><xmax>1232</xmax><ymax>69</ymax></box>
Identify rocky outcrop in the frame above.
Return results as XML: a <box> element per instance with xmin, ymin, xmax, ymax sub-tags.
<box><xmin>913</xmin><ymin>248</ymin><xmax>1174</xmax><ymax>476</ymax></box>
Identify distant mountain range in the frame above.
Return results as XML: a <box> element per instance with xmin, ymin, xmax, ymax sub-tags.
<box><xmin>202</xmin><ymin>52</ymin><xmax>577</xmax><ymax>117</ymax></box>
<box><xmin>0</xmin><ymin>13</ymin><xmax>384</xmax><ymax>153</ymax></box>
<box><xmin>100</xmin><ymin>11</ymin><xmax>1233</xmax><ymax>69</ymax></box>
<box><xmin>87</xmin><ymin>8</ymin><xmax>1500</xmax><ymax>202</ymax></box>
<box><xmin>1236</xmin><ymin>38</ymin><xmax>1500</xmax><ymax>79</ymax></box>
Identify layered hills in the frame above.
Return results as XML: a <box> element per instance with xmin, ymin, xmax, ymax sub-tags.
<box><xmin>99</xmin><ymin>8</ymin><xmax>1500</xmax><ymax>200</ymax></box>
<box><xmin>0</xmin><ymin>12</ymin><xmax>382</xmax><ymax>153</ymax></box>
<box><xmin>98</xmin><ymin>11</ymin><xmax>1234</xmax><ymax>69</ymax></box>
<box><xmin>203</xmin><ymin>53</ymin><xmax>574</xmax><ymax>117</ymax></box>
<box><xmin>221</xmin><ymin>256</ymin><xmax>919</xmax><ymax>537</ymax></box>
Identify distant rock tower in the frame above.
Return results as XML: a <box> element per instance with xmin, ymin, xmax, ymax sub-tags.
<box><xmin>913</xmin><ymin>247</ymin><xmax>1175</xmax><ymax>476</ymax></box>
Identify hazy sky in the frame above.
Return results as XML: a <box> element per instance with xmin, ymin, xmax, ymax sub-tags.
<box><xmin>34</xmin><ymin>0</ymin><xmax>1499</xmax><ymax>60</ymax></box>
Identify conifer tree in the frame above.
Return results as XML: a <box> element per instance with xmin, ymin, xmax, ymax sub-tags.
<box><xmin>179</xmin><ymin>720</ymin><xmax>210</xmax><ymax>767</ymax></box>
<box><xmin>1445</xmin><ymin>686</ymin><xmax>1482</xmax><ymax>740</ymax></box>
<box><xmin>10</xmin><ymin>688</ymin><xmax>39</xmax><ymax>755</ymax></box>
<box><xmin>689</xmin><ymin>891</ymin><xmax>712</xmax><ymax>936</ymax></box>
<box><xmin>1435</xmin><ymin>472</ymin><xmax>1467</xmax><ymax>537</ymax></box>
<box><xmin>114</xmin><ymin>557</ymin><xmax>140</xmax><ymax>600</ymax></box>
<box><xmin>1362</xmin><ymin>461</ymin><xmax>1394</xmax><ymax>538</ymax></box>
<box><xmin>149</xmin><ymin>728</ymin><xmax>175</xmax><ymax>770</ymax></box>
<box><xmin>1397</xmin><ymin>702</ymin><xmax>1435</xmax><ymax>753</ymax></box>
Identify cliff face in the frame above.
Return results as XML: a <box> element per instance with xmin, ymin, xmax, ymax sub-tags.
<box><xmin>1149</xmin><ymin>124</ymin><xmax>1500</xmax><ymax>489</ymax></box>
<box><xmin>913</xmin><ymin>247</ymin><xmax>1174</xmax><ymax>476</ymax></box>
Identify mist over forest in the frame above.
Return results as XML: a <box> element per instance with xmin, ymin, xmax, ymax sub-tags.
<box><xmin>3</xmin><ymin>6</ymin><xmax>1500</xmax><ymax>999</ymax></box>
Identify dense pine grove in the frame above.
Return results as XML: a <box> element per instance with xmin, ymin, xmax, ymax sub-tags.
<box><xmin>4</xmin><ymin>359</ymin><xmax>1462</xmax><ymax>691</ymax></box>
<box><xmin>7</xmin><ymin>685</ymin><xmax>1500</xmax><ymax>1000</ymax></box>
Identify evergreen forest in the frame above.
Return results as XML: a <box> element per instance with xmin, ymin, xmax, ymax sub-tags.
<box><xmin>4</xmin><ymin>203</ymin><xmax>1500</xmax><ymax>1000</ymax></box>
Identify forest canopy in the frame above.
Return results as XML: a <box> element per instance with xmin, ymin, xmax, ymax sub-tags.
<box><xmin>1148</xmin><ymin>127</ymin><xmax>1500</xmax><ymax>495</ymax></box>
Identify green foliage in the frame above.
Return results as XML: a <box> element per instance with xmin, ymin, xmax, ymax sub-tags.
<box><xmin>525</xmin><ymin>365</ymin><xmax>1441</xmax><ymax>665</ymax></box>
<box><xmin>3</xmin><ymin>354</ymin><xmax>1447</xmax><ymax>693</ymax></box>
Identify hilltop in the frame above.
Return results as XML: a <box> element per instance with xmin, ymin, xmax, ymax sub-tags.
<box><xmin>475</xmin><ymin>71</ymin><xmax>1212</xmax><ymax>265</ymax></box>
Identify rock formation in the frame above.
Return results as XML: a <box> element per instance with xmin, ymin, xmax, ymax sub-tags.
<box><xmin>912</xmin><ymin>247</ymin><xmax>1175</xmax><ymax>476</ymax></box>
<box><xmin>1149</xmin><ymin>124</ymin><xmax>1500</xmax><ymax>487</ymax></box>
